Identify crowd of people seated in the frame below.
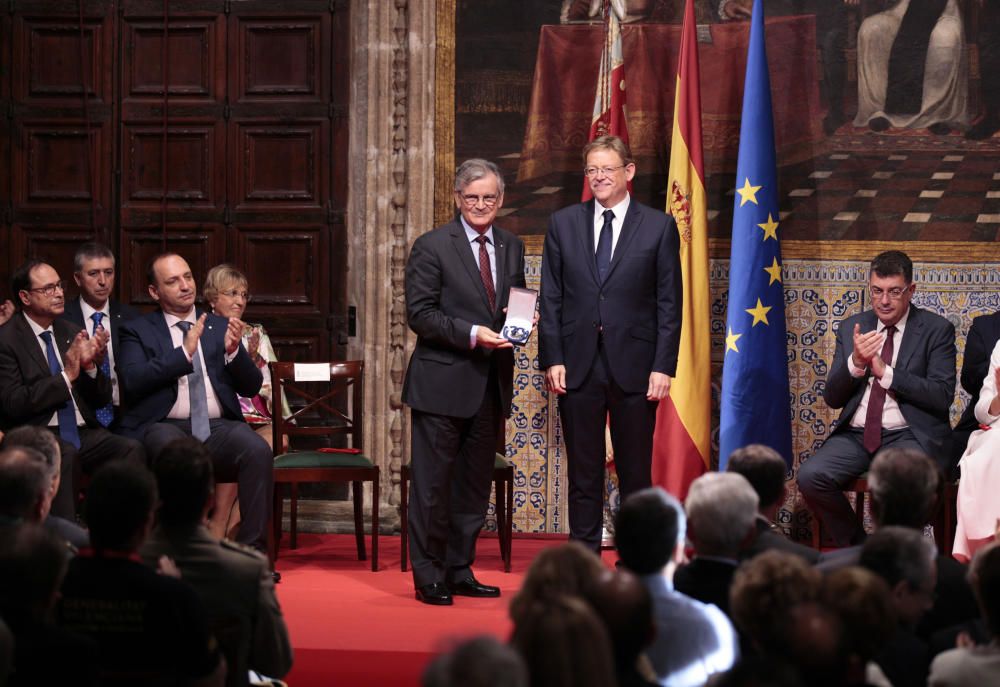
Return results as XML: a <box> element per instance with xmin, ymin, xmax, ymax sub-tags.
<box><xmin>425</xmin><ymin>444</ymin><xmax>1000</xmax><ymax>686</ymax></box>
<box><xmin>0</xmin><ymin>243</ymin><xmax>292</xmax><ymax>686</ymax></box>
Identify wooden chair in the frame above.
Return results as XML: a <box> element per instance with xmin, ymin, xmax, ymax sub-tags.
<box><xmin>810</xmin><ymin>473</ymin><xmax>959</xmax><ymax>555</ymax></box>
<box><xmin>399</xmin><ymin>454</ymin><xmax>513</xmax><ymax>573</ymax></box>
<box><xmin>269</xmin><ymin>360</ymin><xmax>379</xmax><ymax>571</ymax></box>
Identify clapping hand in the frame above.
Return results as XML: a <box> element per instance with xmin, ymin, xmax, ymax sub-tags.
<box><xmin>0</xmin><ymin>299</ymin><xmax>14</xmax><ymax>326</ymax></box>
<box><xmin>225</xmin><ymin>317</ymin><xmax>246</xmax><ymax>355</ymax></box>
<box><xmin>183</xmin><ymin>314</ymin><xmax>208</xmax><ymax>357</ymax></box>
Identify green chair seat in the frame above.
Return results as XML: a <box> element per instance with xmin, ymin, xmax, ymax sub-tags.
<box><xmin>273</xmin><ymin>451</ymin><xmax>374</xmax><ymax>469</ymax></box>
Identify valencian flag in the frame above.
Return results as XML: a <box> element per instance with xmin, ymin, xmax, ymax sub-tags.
<box><xmin>719</xmin><ymin>0</ymin><xmax>793</xmax><ymax>470</ymax></box>
<box><xmin>652</xmin><ymin>0</ymin><xmax>710</xmax><ymax>498</ymax></box>
<box><xmin>582</xmin><ymin>0</ymin><xmax>629</xmax><ymax>201</ymax></box>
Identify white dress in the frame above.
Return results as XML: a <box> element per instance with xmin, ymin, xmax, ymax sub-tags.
<box><xmin>854</xmin><ymin>0</ymin><xmax>969</xmax><ymax>130</ymax></box>
<box><xmin>953</xmin><ymin>339</ymin><xmax>1000</xmax><ymax>561</ymax></box>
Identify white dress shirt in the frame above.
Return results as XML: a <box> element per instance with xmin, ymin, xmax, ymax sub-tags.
<box><xmin>80</xmin><ymin>299</ymin><xmax>120</xmax><ymax>406</ymax></box>
<box><xmin>163</xmin><ymin>310</ymin><xmax>225</xmax><ymax>420</ymax></box>
<box><xmin>593</xmin><ymin>193</ymin><xmax>631</xmax><ymax>259</ymax></box>
<box><xmin>24</xmin><ymin>313</ymin><xmax>88</xmax><ymax>428</ymax></box>
<box><xmin>848</xmin><ymin>307</ymin><xmax>910</xmax><ymax>431</ymax></box>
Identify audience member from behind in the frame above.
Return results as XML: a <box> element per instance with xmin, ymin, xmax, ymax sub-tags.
<box><xmin>929</xmin><ymin>542</ymin><xmax>1000</xmax><ymax>686</ymax></box>
<box><xmin>58</xmin><ymin>460</ymin><xmax>225</xmax><ymax>686</ymax></box>
<box><xmin>675</xmin><ymin>472</ymin><xmax>758</xmax><ymax>614</ymax></box>
<box><xmin>822</xmin><ymin>567</ymin><xmax>897</xmax><ymax>687</ymax></box>
<box><xmin>615</xmin><ymin>487</ymin><xmax>738</xmax><ymax>686</ymax></box>
<box><xmin>587</xmin><ymin>568</ymin><xmax>659</xmax><ymax>687</ymax></box>
<box><xmin>422</xmin><ymin>636</ymin><xmax>527</xmax><ymax>687</ymax></box>
<box><xmin>0</xmin><ymin>446</ymin><xmax>51</xmax><ymax>529</ymax></box>
<box><xmin>510</xmin><ymin>594</ymin><xmax>617</xmax><ymax>687</ymax></box>
<box><xmin>0</xmin><ymin>523</ymin><xmax>98</xmax><ymax>686</ymax></box>
<box><xmin>509</xmin><ymin>541</ymin><xmax>606</xmax><ymax>625</ymax></box>
<box><xmin>140</xmin><ymin>437</ymin><xmax>292</xmax><ymax>687</ymax></box>
<box><xmin>726</xmin><ymin>444</ymin><xmax>818</xmax><ymax>563</ymax></box>
<box><xmin>782</xmin><ymin>602</ymin><xmax>852</xmax><ymax>687</ymax></box>
<box><xmin>860</xmin><ymin>526</ymin><xmax>937</xmax><ymax>687</ymax></box>
<box><xmin>0</xmin><ymin>425</ymin><xmax>88</xmax><ymax>549</ymax></box>
<box><xmin>729</xmin><ymin>550</ymin><xmax>822</xmax><ymax>658</ymax></box>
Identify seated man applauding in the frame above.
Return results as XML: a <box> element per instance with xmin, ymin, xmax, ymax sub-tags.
<box><xmin>118</xmin><ymin>253</ymin><xmax>273</xmax><ymax>554</ymax></box>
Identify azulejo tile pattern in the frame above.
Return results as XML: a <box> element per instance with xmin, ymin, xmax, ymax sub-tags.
<box><xmin>486</xmin><ymin>255</ymin><xmax>995</xmax><ymax>544</ymax></box>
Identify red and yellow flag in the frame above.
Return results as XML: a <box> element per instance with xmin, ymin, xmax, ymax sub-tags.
<box><xmin>652</xmin><ymin>0</ymin><xmax>711</xmax><ymax>499</ymax></box>
<box><xmin>582</xmin><ymin>0</ymin><xmax>629</xmax><ymax>201</ymax></box>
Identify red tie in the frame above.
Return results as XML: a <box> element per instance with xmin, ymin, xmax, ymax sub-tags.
<box><xmin>475</xmin><ymin>235</ymin><xmax>496</xmax><ymax>313</ymax></box>
<box><xmin>863</xmin><ymin>324</ymin><xmax>896</xmax><ymax>454</ymax></box>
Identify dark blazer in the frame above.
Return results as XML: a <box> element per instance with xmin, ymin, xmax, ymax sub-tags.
<box><xmin>538</xmin><ymin>198</ymin><xmax>682</xmax><ymax>393</ymax></box>
<box><xmin>117</xmin><ymin>310</ymin><xmax>263</xmax><ymax>439</ymax></box>
<box><xmin>402</xmin><ymin>220</ymin><xmax>526</xmax><ymax>419</ymax></box>
<box><xmin>673</xmin><ymin>557</ymin><xmax>738</xmax><ymax>615</ymax></box>
<box><xmin>823</xmin><ymin>305</ymin><xmax>956</xmax><ymax>470</ymax></box>
<box><xmin>0</xmin><ymin>313</ymin><xmax>111</xmax><ymax>430</ymax></box>
<box><xmin>744</xmin><ymin>517</ymin><xmax>819</xmax><ymax>564</ymax></box>
<box><xmin>953</xmin><ymin>311</ymin><xmax>1000</xmax><ymax>462</ymax></box>
<box><xmin>61</xmin><ymin>296</ymin><xmax>141</xmax><ymax>362</ymax></box>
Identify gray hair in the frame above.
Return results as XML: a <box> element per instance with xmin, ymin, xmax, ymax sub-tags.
<box><xmin>685</xmin><ymin>472</ymin><xmax>759</xmax><ymax>556</ymax></box>
<box><xmin>860</xmin><ymin>526</ymin><xmax>936</xmax><ymax>590</ymax></box>
<box><xmin>868</xmin><ymin>447</ymin><xmax>939</xmax><ymax>529</ymax></box>
<box><xmin>73</xmin><ymin>242</ymin><xmax>115</xmax><ymax>272</ymax></box>
<box><xmin>454</xmin><ymin>158</ymin><xmax>505</xmax><ymax>196</ymax></box>
<box><xmin>0</xmin><ymin>426</ymin><xmax>60</xmax><ymax>481</ymax></box>
<box><xmin>0</xmin><ymin>448</ymin><xmax>51</xmax><ymax>520</ymax></box>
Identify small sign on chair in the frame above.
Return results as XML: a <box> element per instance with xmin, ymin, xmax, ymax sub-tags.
<box><xmin>293</xmin><ymin>363</ymin><xmax>332</xmax><ymax>381</ymax></box>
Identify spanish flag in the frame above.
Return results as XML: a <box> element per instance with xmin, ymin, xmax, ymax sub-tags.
<box><xmin>652</xmin><ymin>0</ymin><xmax>711</xmax><ymax>498</ymax></box>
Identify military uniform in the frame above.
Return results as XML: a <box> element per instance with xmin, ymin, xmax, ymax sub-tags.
<box><xmin>140</xmin><ymin>525</ymin><xmax>292</xmax><ymax>687</ymax></box>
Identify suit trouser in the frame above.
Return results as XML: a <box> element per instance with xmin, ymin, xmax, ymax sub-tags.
<box><xmin>558</xmin><ymin>343</ymin><xmax>657</xmax><ymax>552</ymax></box>
<box><xmin>53</xmin><ymin>427</ymin><xmax>146</xmax><ymax>520</ymax></box>
<box><xmin>407</xmin><ymin>370</ymin><xmax>501</xmax><ymax>589</ymax></box>
<box><xmin>143</xmin><ymin>418</ymin><xmax>273</xmax><ymax>553</ymax></box>
<box><xmin>797</xmin><ymin>426</ymin><xmax>922</xmax><ymax>546</ymax></box>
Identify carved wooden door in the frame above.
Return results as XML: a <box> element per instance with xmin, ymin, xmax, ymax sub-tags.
<box><xmin>2</xmin><ymin>0</ymin><xmax>348</xmax><ymax>362</ymax></box>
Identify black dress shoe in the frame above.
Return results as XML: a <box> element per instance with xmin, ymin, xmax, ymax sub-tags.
<box><xmin>869</xmin><ymin>116</ymin><xmax>890</xmax><ymax>132</ymax></box>
<box><xmin>271</xmin><ymin>570</ymin><xmax>281</xmax><ymax>584</ymax></box>
<box><xmin>416</xmin><ymin>582</ymin><xmax>454</xmax><ymax>606</ymax></box>
<box><xmin>447</xmin><ymin>576</ymin><xmax>500</xmax><ymax>598</ymax></box>
<box><xmin>966</xmin><ymin>116</ymin><xmax>999</xmax><ymax>141</ymax></box>
<box><xmin>928</xmin><ymin>122</ymin><xmax>952</xmax><ymax>136</ymax></box>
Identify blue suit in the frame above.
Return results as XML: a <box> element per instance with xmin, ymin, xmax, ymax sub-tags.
<box><xmin>119</xmin><ymin>309</ymin><xmax>272</xmax><ymax>552</ymax></box>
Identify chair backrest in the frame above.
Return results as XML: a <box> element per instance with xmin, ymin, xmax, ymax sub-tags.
<box><xmin>269</xmin><ymin>361</ymin><xmax>364</xmax><ymax>453</ymax></box>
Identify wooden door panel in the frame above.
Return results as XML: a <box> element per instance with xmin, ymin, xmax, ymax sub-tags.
<box><xmin>265</xmin><ymin>331</ymin><xmax>325</xmax><ymax>363</ymax></box>
<box><xmin>232</xmin><ymin>15</ymin><xmax>327</xmax><ymax>104</ymax></box>
<box><xmin>231</xmin><ymin>120</ymin><xmax>328</xmax><ymax>212</ymax></box>
<box><xmin>122</xmin><ymin>18</ymin><xmax>225</xmax><ymax>103</ymax></box>
<box><xmin>235</xmin><ymin>225</ymin><xmax>326</xmax><ymax>314</ymax></box>
<box><xmin>14</xmin><ymin>121</ymin><xmax>111</xmax><ymax>214</ymax></box>
<box><xmin>121</xmin><ymin>120</ymin><xmax>225</xmax><ymax>209</ymax></box>
<box><xmin>120</xmin><ymin>224</ymin><xmax>226</xmax><ymax>304</ymax></box>
<box><xmin>9</xmin><ymin>224</ymin><xmax>97</xmax><ymax>292</ymax></box>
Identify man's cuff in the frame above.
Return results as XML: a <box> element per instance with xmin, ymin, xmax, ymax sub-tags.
<box><xmin>224</xmin><ymin>349</ymin><xmax>237</xmax><ymax>364</ymax></box>
<box><xmin>84</xmin><ymin>366</ymin><xmax>98</xmax><ymax>378</ymax></box>
<box><xmin>878</xmin><ymin>366</ymin><xmax>894</xmax><ymax>389</ymax></box>
<box><xmin>469</xmin><ymin>325</ymin><xmax>478</xmax><ymax>349</ymax></box>
<box><xmin>847</xmin><ymin>355</ymin><xmax>866</xmax><ymax>378</ymax></box>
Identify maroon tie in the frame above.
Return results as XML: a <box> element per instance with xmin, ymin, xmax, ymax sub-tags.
<box><xmin>863</xmin><ymin>324</ymin><xmax>896</xmax><ymax>454</ymax></box>
<box><xmin>475</xmin><ymin>235</ymin><xmax>496</xmax><ymax>313</ymax></box>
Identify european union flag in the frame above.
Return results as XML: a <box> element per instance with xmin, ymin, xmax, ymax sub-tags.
<box><xmin>719</xmin><ymin>0</ymin><xmax>793</xmax><ymax>470</ymax></box>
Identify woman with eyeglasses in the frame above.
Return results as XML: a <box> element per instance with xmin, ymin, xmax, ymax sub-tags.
<box><xmin>203</xmin><ymin>264</ymin><xmax>289</xmax><ymax>540</ymax></box>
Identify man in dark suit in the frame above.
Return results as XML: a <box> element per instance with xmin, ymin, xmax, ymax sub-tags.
<box><xmin>726</xmin><ymin>443</ymin><xmax>819</xmax><ymax>563</ymax></box>
<box><xmin>402</xmin><ymin>158</ymin><xmax>526</xmax><ymax>605</ymax></box>
<box><xmin>0</xmin><ymin>260</ymin><xmax>145</xmax><ymax>519</ymax></box>
<box><xmin>952</xmin><ymin>310</ymin><xmax>1000</xmax><ymax>468</ymax></box>
<box><xmin>118</xmin><ymin>253</ymin><xmax>272</xmax><ymax>554</ymax></box>
<box><xmin>61</xmin><ymin>242</ymin><xmax>140</xmax><ymax>427</ymax></box>
<box><xmin>797</xmin><ymin>250</ymin><xmax>956</xmax><ymax>547</ymax></box>
<box><xmin>539</xmin><ymin>135</ymin><xmax>682</xmax><ymax>552</ymax></box>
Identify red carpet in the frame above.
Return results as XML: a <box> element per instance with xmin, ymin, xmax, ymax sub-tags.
<box><xmin>276</xmin><ymin>533</ymin><xmax>613</xmax><ymax>686</ymax></box>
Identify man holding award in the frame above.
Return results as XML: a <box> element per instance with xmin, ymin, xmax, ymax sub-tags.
<box><xmin>402</xmin><ymin>158</ymin><xmax>527</xmax><ymax>606</ymax></box>
<box><xmin>540</xmin><ymin>135</ymin><xmax>683</xmax><ymax>553</ymax></box>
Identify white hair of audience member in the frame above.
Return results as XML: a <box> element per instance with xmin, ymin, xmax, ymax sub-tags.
<box><xmin>684</xmin><ymin>472</ymin><xmax>759</xmax><ymax>556</ymax></box>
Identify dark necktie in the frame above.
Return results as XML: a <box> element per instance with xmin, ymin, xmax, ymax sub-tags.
<box><xmin>176</xmin><ymin>321</ymin><xmax>211</xmax><ymax>441</ymax></box>
<box><xmin>475</xmin><ymin>235</ymin><xmax>496</xmax><ymax>313</ymax></box>
<box><xmin>596</xmin><ymin>209</ymin><xmax>614</xmax><ymax>282</ymax></box>
<box><xmin>91</xmin><ymin>312</ymin><xmax>114</xmax><ymax>427</ymax></box>
<box><xmin>39</xmin><ymin>331</ymin><xmax>81</xmax><ymax>449</ymax></box>
<box><xmin>863</xmin><ymin>324</ymin><xmax>897</xmax><ymax>454</ymax></box>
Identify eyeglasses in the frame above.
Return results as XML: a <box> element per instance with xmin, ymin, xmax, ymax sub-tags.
<box><xmin>220</xmin><ymin>289</ymin><xmax>251</xmax><ymax>301</ymax></box>
<box><xmin>460</xmin><ymin>194</ymin><xmax>499</xmax><ymax>207</ymax></box>
<box><xmin>583</xmin><ymin>165</ymin><xmax>626</xmax><ymax>178</ymax></box>
<box><xmin>870</xmin><ymin>285</ymin><xmax>910</xmax><ymax>301</ymax></box>
<box><xmin>26</xmin><ymin>281</ymin><xmax>65</xmax><ymax>296</ymax></box>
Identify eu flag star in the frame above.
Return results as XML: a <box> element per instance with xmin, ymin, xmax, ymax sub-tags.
<box><xmin>745</xmin><ymin>298</ymin><xmax>772</xmax><ymax>326</ymax></box>
<box><xmin>764</xmin><ymin>257</ymin><xmax>782</xmax><ymax>285</ymax></box>
<box><xmin>757</xmin><ymin>213</ymin><xmax>779</xmax><ymax>241</ymax></box>
<box><xmin>737</xmin><ymin>178</ymin><xmax>762</xmax><ymax>207</ymax></box>
<box><xmin>726</xmin><ymin>327</ymin><xmax>742</xmax><ymax>353</ymax></box>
